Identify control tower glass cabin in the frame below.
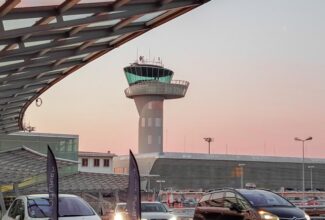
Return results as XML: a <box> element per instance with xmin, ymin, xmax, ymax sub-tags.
<box><xmin>124</xmin><ymin>57</ymin><xmax>189</xmax><ymax>154</ymax></box>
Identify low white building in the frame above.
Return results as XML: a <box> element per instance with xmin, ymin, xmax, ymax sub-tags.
<box><xmin>78</xmin><ymin>151</ymin><xmax>116</xmax><ymax>174</ymax></box>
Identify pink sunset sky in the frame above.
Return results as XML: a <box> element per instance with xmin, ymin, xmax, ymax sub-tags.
<box><xmin>20</xmin><ymin>0</ymin><xmax>325</xmax><ymax>158</ymax></box>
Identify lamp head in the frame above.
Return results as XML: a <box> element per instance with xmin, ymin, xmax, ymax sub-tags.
<box><xmin>204</xmin><ymin>137</ymin><xmax>214</xmax><ymax>142</ymax></box>
<box><xmin>294</xmin><ymin>137</ymin><xmax>302</xmax><ymax>141</ymax></box>
<box><xmin>306</xmin><ymin>137</ymin><xmax>313</xmax><ymax>141</ymax></box>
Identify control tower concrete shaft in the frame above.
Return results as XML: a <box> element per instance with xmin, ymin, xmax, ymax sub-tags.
<box><xmin>124</xmin><ymin>58</ymin><xmax>189</xmax><ymax>153</ymax></box>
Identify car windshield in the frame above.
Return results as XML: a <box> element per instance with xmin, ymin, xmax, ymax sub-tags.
<box><xmin>27</xmin><ymin>197</ymin><xmax>95</xmax><ymax>218</ymax></box>
<box><xmin>238</xmin><ymin>190</ymin><xmax>294</xmax><ymax>208</ymax></box>
<box><xmin>141</xmin><ymin>203</ymin><xmax>167</xmax><ymax>213</ymax></box>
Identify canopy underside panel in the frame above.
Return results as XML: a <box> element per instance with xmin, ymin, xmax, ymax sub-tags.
<box><xmin>0</xmin><ymin>0</ymin><xmax>208</xmax><ymax>134</ymax></box>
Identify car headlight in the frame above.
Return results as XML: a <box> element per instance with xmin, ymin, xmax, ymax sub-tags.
<box><xmin>169</xmin><ymin>216</ymin><xmax>177</xmax><ymax>220</ymax></box>
<box><xmin>258</xmin><ymin>210</ymin><xmax>279</xmax><ymax>220</ymax></box>
<box><xmin>305</xmin><ymin>213</ymin><xmax>311</xmax><ymax>220</ymax></box>
<box><xmin>114</xmin><ymin>213</ymin><xmax>124</xmax><ymax>220</ymax></box>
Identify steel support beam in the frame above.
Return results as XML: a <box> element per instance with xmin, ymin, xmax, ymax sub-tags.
<box><xmin>0</xmin><ymin>0</ymin><xmax>20</xmax><ymax>17</ymax></box>
<box><xmin>0</xmin><ymin>0</ymin><xmax>209</xmax><ymax>134</ymax></box>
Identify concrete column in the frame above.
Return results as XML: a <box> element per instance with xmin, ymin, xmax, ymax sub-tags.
<box><xmin>13</xmin><ymin>183</ymin><xmax>20</xmax><ymax>197</ymax></box>
<box><xmin>134</xmin><ymin>96</ymin><xmax>164</xmax><ymax>153</ymax></box>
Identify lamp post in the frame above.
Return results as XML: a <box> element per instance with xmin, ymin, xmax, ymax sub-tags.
<box><xmin>238</xmin><ymin>163</ymin><xmax>246</xmax><ymax>189</ymax></box>
<box><xmin>203</xmin><ymin>137</ymin><xmax>214</xmax><ymax>154</ymax></box>
<box><xmin>156</xmin><ymin>180</ymin><xmax>165</xmax><ymax>192</ymax></box>
<box><xmin>308</xmin><ymin>165</ymin><xmax>315</xmax><ymax>191</ymax></box>
<box><xmin>294</xmin><ymin>136</ymin><xmax>312</xmax><ymax>200</ymax></box>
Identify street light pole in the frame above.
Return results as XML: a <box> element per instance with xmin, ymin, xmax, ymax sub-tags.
<box><xmin>308</xmin><ymin>165</ymin><xmax>315</xmax><ymax>191</ymax></box>
<box><xmin>156</xmin><ymin>180</ymin><xmax>165</xmax><ymax>192</ymax></box>
<box><xmin>238</xmin><ymin>163</ymin><xmax>246</xmax><ymax>189</ymax></box>
<box><xmin>203</xmin><ymin>137</ymin><xmax>214</xmax><ymax>154</ymax></box>
<box><xmin>294</xmin><ymin>136</ymin><xmax>312</xmax><ymax>200</ymax></box>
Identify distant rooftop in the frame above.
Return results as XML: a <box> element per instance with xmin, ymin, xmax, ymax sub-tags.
<box><xmin>20</xmin><ymin>172</ymin><xmax>128</xmax><ymax>194</ymax></box>
<box><xmin>0</xmin><ymin>146</ymin><xmax>78</xmax><ymax>185</ymax></box>
<box><xmin>8</xmin><ymin>131</ymin><xmax>78</xmax><ymax>138</ymax></box>
<box><xmin>115</xmin><ymin>151</ymin><xmax>325</xmax><ymax>164</ymax></box>
<box><xmin>78</xmin><ymin>151</ymin><xmax>116</xmax><ymax>158</ymax></box>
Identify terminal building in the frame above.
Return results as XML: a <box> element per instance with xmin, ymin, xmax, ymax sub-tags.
<box><xmin>113</xmin><ymin>152</ymin><xmax>325</xmax><ymax>192</ymax></box>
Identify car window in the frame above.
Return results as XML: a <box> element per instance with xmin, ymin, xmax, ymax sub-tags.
<box><xmin>8</xmin><ymin>199</ymin><xmax>24</xmax><ymax>220</ymax></box>
<box><xmin>8</xmin><ymin>200</ymin><xmax>18</xmax><ymax>218</ymax></box>
<box><xmin>198</xmin><ymin>194</ymin><xmax>211</xmax><ymax>207</ymax></box>
<box><xmin>238</xmin><ymin>190</ymin><xmax>293</xmax><ymax>208</ymax></box>
<box><xmin>141</xmin><ymin>203</ymin><xmax>167</xmax><ymax>212</ymax></box>
<box><xmin>236</xmin><ymin>194</ymin><xmax>251</xmax><ymax>210</ymax></box>
<box><xmin>27</xmin><ymin>197</ymin><xmax>95</xmax><ymax>218</ymax></box>
<box><xmin>208</xmin><ymin>192</ymin><xmax>223</xmax><ymax>207</ymax></box>
<box><xmin>200</xmin><ymin>194</ymin><xmax>211</xmax><ymax>202</ymax></box>
<box><xmin>224</xmin><ymin>192</ymin><xmax>237</xmax><ymax>208</ymax></box>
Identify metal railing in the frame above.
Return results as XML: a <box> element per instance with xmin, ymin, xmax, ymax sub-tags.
<box><xmin>125</xmin><ymin>80</ymin><xmax>189</xmax><ymax>98</ymax></box>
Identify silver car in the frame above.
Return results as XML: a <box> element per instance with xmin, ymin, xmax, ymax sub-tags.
<box><xmin>2</xmin><ymin>194</ymin><xmax>101</xmax><ymax>220</ymax></box>
<box><xmin>114</xmin><ymin>202</ymin><xmax>176</xmax><ymax>220</ymax></box>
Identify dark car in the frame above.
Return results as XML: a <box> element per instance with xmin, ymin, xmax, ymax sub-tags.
<box><xmin>194</xmin><ymin>188</ymin><xmax>311</xmax><ymax>220</ymax></box>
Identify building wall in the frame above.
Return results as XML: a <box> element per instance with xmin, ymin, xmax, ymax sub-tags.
<box><xmin>0</xmin><ymin>132</ymin><xmax>79</xmax><ymax>161</ymax></box>
<box><xmin>113</xmin><ymin>153</ymin><xmax>325</xmax><ymax>191</ymax></box>
<box><xmin>149</xmin><ymin>158</ymin><xmax>325</xmax><ymax>191</ymax></box>
<box><xmin>78</xmin><ymin>157</ymin><xmax>113</xmax><ymax>174</ymax></box>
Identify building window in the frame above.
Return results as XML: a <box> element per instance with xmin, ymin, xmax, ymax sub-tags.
<box><xmin>158</xmin><ymin>135</ymin><xmax>162</xmax><ymax>145</ymax></box>
<box><xmin>141</xmin><ymin>118</ymin><xmax>146</xmax><ymax>127</ymax></box>
<box><xmin>82</xmin><ymin>158</ymin><xmax>88</xmax><ymax>167</ymax></box>
<box><xmin>148</xmin><ymin>135</ymin><xmax>152</xmax><ymax>144</ymax></box>
<box><xmin>94</xmin><ymin>159</ymin><xmax>100</xmax><ymax>167</ymax></box>
<box><xmin>148</xmin><ymin>118</ymin><xmax>152</xmax><ymax>127</ymax></box>
<box><xmin>155</xmin><ymin>118</ymin><xmax>161</xmax><ymax>127</ymax></box>
<box><xmin>104</xmin><ymin>159</ymin><xmax>110</xmax><ymax>167</ymax></box>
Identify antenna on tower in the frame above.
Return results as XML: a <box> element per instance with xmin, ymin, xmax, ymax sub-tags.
<box><xmin>136</xmin><ymin>48</ymin><xmax>138</xmax><ymax>63</ymax></box>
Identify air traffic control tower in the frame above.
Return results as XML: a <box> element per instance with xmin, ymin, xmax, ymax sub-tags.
<box><xmin>124</xmin><ymin>57</ymin><xmax>189</xmax><ymax>154</ymax></box>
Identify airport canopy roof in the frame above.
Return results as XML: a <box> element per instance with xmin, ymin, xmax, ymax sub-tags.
<box><xmin>19</xmin><ymin>172</ymin><xmax>129</xmax><ymax>194</ymax></box>
<box><xmin>0</xmin><ymin>146</ymin><xmax>77</xmax><ymax>185</ymax></box>
<box><xmin>0</xmin><ymin>0</ymin><xmax>209</xmax><ymax>134</ymax></box>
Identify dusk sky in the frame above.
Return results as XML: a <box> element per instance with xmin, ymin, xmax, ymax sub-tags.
<box><xmin>24</xmin><ymin>0</ymin><xmax>325</xmax><ymax>158</ymax></box>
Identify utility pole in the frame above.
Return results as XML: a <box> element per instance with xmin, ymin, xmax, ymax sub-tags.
<box><xmin>203</xmin><ymin>137</ymin><xmax>214</xmax><ymax>154</ymax></box>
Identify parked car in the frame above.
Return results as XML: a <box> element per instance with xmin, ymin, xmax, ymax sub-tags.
<box><xmin>2</xmin><ymin>194</ymin><xmax>101</xmax><ymax>220</ymax></box>
<box><xmin>114</xmin><ymin>202</ymin><xmax>177</xmax><ymax>220</ymax></box>
<box><xmin>194</xmin><ymin>188</ymin><xmax>311</xmax><ymax>220</ymax></box>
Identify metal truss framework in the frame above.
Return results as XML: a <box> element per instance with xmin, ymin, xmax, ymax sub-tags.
<box><xmin>0</xmin><ymin>0</ymin><xmax>209</xmax><ymax>134</ymax></box>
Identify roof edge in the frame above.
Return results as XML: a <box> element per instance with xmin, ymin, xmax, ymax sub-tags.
<box><xmin>0</xmin><ymin>146</ymin><xmax>79</xmax><ymax>164</ymax></box>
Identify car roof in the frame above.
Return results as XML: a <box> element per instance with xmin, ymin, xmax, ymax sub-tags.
<box><xmin>116</xmin><ymin>201</ymin><xmax>162</xmax><ymax>205</ymax></box>
<box><xmin>25</xmin><ymin>194</ymin><xmax>78</xmax><ymax>199</ymax></box>
<box><xmin>207</xmin><ymin>188</ymin><xmax>271</xmax><ymax>193</ymax></box>
<box><xmin>236</xmin><ymin>189</ymin><xmax>273</xmax><ymax>194</ymax></box>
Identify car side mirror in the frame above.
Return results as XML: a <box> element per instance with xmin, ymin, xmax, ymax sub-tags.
<box><xmin>230</xmin><ymin>203</ymin><xmax>243</xmax><ymax>212</ymax></box>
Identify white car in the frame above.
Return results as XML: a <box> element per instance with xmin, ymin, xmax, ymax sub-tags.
<box><xmin>114</xmin><ymin>202</ymin><xmax>176</xmax><ymax>220</ymax></box>
<box><xmin>2</xmin><ymin>194</ymin><xmax>101</xmax><ymax>220</ymax></box>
